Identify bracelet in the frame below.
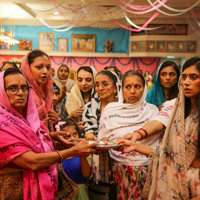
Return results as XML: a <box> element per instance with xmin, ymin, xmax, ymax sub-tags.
<box><xmin>55</xmin><ymin>150</ymin><xmax>64</xmax><ymax>163</ymax></box>
<box><xmin>138</xmin><ymin>128</ymin><xmax>148</xmax><ymax>138</ymax></box>
<box><xmin>135</xmin><ymin>130</ymin><xmax>144</xmax><ymax>141</ymax></box>
<box><xmin>146</xmin><ymin>146</ymin><xmax>154</xmax><ymax>158</ymax></box>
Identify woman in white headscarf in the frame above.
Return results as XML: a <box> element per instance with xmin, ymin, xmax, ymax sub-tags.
<box><xmin>82</xmin><ymin>70</ymin><xmax>122</xmax><ymax>141</ymax></box>
<box><xmin>63</xmin><ymin>66</ymin><xmax>97</xmax><ymax>122</ymax></box>
<box><xmin>95</xmin><ymin>70</ymin><xmax>160</xmax><ymax>200</ymax></box>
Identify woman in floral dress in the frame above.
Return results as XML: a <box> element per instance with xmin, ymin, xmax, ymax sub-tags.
<box><xmin>119</xmin><ymin>57</ymin><xmax>200</xmax><ymax>200</ymax></box>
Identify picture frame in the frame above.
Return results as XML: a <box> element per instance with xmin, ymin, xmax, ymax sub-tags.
<box><xmin>57</xmin><ymin>38</ymin><xmax>68</xmax><ymax>52</ymax></box>
<box><xmin>156</xmin><ymin>41</ymin><xmax>166</xmax><ymax>52</ymax></box>
<box><xmin>130</xmin><ymin>41</ymin><xmax>138</xmax><ymax>52</ymax></box>
<box><xmin>138</xmin><ymin>41</ymin><xmax>146</xmax><ymax>52</ymax></box>
<box><xmin>72</xmin><ymin>34</ymin><xmax>96</xmax><ymax>52</ymax></box>
<box><xmin>146</xmin><ymin>41</ymin><xmax>155</xmax><ymax>52</ymax></box>
<box><xmin>39</xmin><ymin>32</ymin><xmax>54</xmax><ymax>52</ymax></box>
<box><xmin>187</xmin><ymin>41</ymin><xmax>196</xmax><ymax>53</ymax></box>
<box><xmin>176</xmin><ymin>41</ymin><xmax>186</xmax><ymax>52</ymax></box>
<box><xmin>166</xmin><ymin>41</ymin><xmax>176</xmax><ymax>52</ymax></box>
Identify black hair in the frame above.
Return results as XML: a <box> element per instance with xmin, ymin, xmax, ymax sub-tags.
<box><xmin>122</xmin><ymin>70</ymin><xmax>145</xmax><ymax>87</ymax></box>
<box><xmin>104</xmin><ymin>66</ymin><xmax>123</xmax><ymax>80</ymax></box>
<box><xmin>182</xmin><ymin>57</ymin><xmax>200</xmax><ymax>158</ymax></box>
<box><xmin>28</xmin><ymin>50</ymin><xmax>49</xmax><ymax>65</ymax></box>
<box><xmin>159</xmin><ymin>60</ymin><xmax>180</xmax><ymax>100</ymax></box>
<box><xmin>55</xmin><ymin>118</ymin><xmax>81</xmax><ymax>138</ymax></box>
<box><xmin>58</xmin><ymin>64</ymin><xmax>69</xmax><ymax>72</ymax></box>
<box><xmin>2</xmin><ymin>62</ymin><xmax>18</xmax><ymax>70</ymax></box>
<box><xmin>77</xmin><ymin>66</ymin><xmax>93</xmax><ymax>76</ymax></box>
<box><xmin>53</xmin><ymin>83</ymin><xmax>60</xmax><ymax>94</ymax></box>
<box><xmin>4</xmin><ymin>67</ymin><xmax>23</xmax><ymax>78</ymax></box>
<box><xmin>96</xmin><ymin>70</ymin><xmax>117</xmax><ymax>85</ymax></box>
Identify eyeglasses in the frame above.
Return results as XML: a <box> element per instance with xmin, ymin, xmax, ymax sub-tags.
<box><xmin>5</xmin><ymin>86</ymin><xmax>30</xmax><ymax>95</ymax></box>
<box><xmin>95</xmin><ymin>82</ymin><xmax>112</xmax><ymax>89</ymax></box>
<box><xmin>160</xmin><ymin>72</ymin><xmax>176</xmax><ymax>77</ymax></box>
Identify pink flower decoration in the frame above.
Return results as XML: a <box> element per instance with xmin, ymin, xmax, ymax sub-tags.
<box><xmin>55</xmin><ymin>121</ymin><xmax>66</xmax><ymax>131</ymax></box>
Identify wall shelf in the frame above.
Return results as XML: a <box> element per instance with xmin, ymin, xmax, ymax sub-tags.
<box><xmin>0</xmin><ymin>50</ymin><xmax>129</xmax><ymax>58</ymax></box>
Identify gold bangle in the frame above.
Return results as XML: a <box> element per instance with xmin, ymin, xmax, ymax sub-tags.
<box><xmin>146</xmin><ymin>146</ymin><xmax>154</xmax><ymax>158</ymax></box>
<box><xmin>55</xmin><ymin>150</ymin><xmax>63</xmax><ymax>163</ymax></box>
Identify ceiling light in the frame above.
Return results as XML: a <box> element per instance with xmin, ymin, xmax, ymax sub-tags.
<box><xmin>54</xmin><ymin>11</ymin><xmax>59</xmax><ymax>15</ymax></box>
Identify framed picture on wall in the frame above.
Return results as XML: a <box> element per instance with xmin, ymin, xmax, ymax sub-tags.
<box><xmin>177</xmin><ymin>41</ymin><xmax>186</xmax><ymax>52</ymax></box>
<box><xmin>57</xmin><ymin>38</ymin><xmax>68</xmax><ymax>52</ymax></box>
<box><xmin>146</xmin><ymin>41</ymin><xmax>155</xmax><ymax>52</ymax></box>
<box><xmin>130</xmin><ymin>41</ymin><xmax>138</xmax><ymax>52</ymax></box>
<box><xmin>187</xmin><ymin>41</ymin><xmax>196</xmax><ymax>53</ymax></box>
<box><xmin>156</xmin><ymin>41</ymin><xmax>166</xmax><ymax>52</ymax></box>
<box><xmin>39</xmin><ymin>32</ymin><xmax>54</xmax><ymax>51</ymax></box>
<box><xmin>166</xmin><ymin>41</ymin><xmax>176</xmax><ymax>52</ymax></box>
<box><xmin>138</xmin><ymin>41</ymin><xmax>146</xmax><ymax>52</ymax></box>
<box><xmin>72</xmin><ymin>34</ymin><xmax>96</xmax><ymax>52</ymax></box>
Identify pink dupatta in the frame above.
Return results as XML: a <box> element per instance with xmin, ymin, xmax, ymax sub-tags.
<box><xmin>21</xmin><ymin>50</ymin><xmax>53</xmax><ymax>131</ymax></box>
<box><xmin>0</xmin><ymin>70</ymin><xmax>58</xmax><ymax>200</ymax></box>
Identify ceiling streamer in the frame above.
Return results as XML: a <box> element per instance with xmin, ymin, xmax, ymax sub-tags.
<box><xmin>34</xmin><ymin>0</ymin><xmax>200</xmax><ymax>33</ymax></box>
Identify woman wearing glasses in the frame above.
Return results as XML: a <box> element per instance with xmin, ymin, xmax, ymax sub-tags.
<box><xmin>21</xmin><ymin>49</ymin><xmax>58</xmax><ymax>132</ymax></box>
<box><xmin>146</xmin><ymin>60</ymin><xmax>180</xmax><ymax>108</ymax></box>
<box><xmin>82</xmin><ymin>70</ymin><xmax>122</xmax><ymax>141</ymax></box>
<box><xmin>0</xmin><ymin>68</ymin><xmax>97</xmax><ymax>200</ymax></box>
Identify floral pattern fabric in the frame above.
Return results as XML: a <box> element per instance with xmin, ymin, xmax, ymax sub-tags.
<box><xmin>143</xmin><ymin>84</ymin><xmax>200</xmax><ymax>200</ymax></box>
<box><xmin>113</xmin><ymin>162</ymin><xmax>148</xmax><ymax>200</ymax></box>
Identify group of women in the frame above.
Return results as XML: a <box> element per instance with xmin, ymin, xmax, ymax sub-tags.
<box><xmin>0</xmin><ymin>48</ymin><xmax>199</xmax><ymax>200</ymax></box>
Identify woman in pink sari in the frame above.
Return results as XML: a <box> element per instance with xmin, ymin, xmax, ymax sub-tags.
<box><xmin>0</xmin><ymin>68</ymin><xmax>96</xmax><ymax>200</ymax></box>
<box><xmin>21</xmin><ymin>49</ymin><xmax>57</xmax><ymax>132</ymax></box>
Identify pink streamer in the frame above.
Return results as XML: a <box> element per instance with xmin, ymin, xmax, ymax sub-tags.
<box><xmin>115</xmin><ymin>0</ymin><xmax>159</xmax><ymax>11</ymax></box>
<box><xmin>114</xmin><ymin>0</ymin><xmax>168</xmax><ymax>15</ymax></box>
<box><xmin>184</xmin><ymin>0</ymin><xmax>200</xmax><ymax>21</ymax></box>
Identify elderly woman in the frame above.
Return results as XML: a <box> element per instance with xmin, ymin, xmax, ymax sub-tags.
<box><xmin>95</xmin><ymin>71</ymin><xmax>160</xmax><ymax>200</ymax></box>
<box><xmin>63</xmin><ymin>65</ymin><xmax>97</xmax><ymax>122</ymax></box>
<box><xmin>0</xmin><ymin>68</ymin><xmax>96</xmax><ymax>200</ymax></box>
<box><xmin>119</xmin><ymin>57</ymin><xmax>200</xmax><ymax>200</ymax></box>
<box><xmin>82</xmin><ymin>70</ymin><xmax>122</xmax><ymax>141</ymax></box>
<box><xmin>21</xmin><ymin>49</ymin><xmax>58</xmax><ymax>132</ymax></box>
<box><xmin>146</xmin><ymin>60</ymin><xmax>180</xmax><ymax>108</ymax></box>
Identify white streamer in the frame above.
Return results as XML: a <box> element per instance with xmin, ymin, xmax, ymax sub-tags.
<box><xmin>147</xmin><ymin>0</ymin><xmax>200</xmax><ymax>16</ymax></box>
<box><xmin>124</xmin><ymin>12</ymin><xmax>162</xmax><ymax>30</ymax></box>
<box><xmin>156</xmin><ymin>0</ymin><xmax>200</xmax><ymax>13</ymax></box>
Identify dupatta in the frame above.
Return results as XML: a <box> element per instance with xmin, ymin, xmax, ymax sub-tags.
<box><xmin>0</xmin><ymin>69</ymin><xmax>58</xmax><ymax>200</ymax></box>
<box><xmin>82</xmin><ymin>71</ymin><xmax>122</xmax><ymax>136</ymax></box>
<box><xmin>53</xmin><ymin>65</ymin><xmax>76</xmax><ymax>93</ymax></box>
<box><xmin>142</xmin><ymin>83</ymin><xmax>198</xmax><ymax>199</ymax></box>
<box><xmin>21</xmin><ymin>50</ymin><xmax>53</xmax><ymax>131</ymax></box>
<box><xmin>146</xmin><ymin>62</ymin><xmax>165</xmax><ymax>107</ymax></box>
<box><xmin>65</xmin><ymin>66</ymin><xmax>97</xmax><ymax>119</ymax></box>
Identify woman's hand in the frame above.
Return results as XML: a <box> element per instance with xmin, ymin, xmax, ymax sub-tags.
<box><xmin>73</xmin><ymin>139</ymin><xmax>97</xmax><ymax>157</ymax></box>
<box><xmin>85</xmin><ymin>132</ymin><xmax>98</xmax><ymax>142</ymax></box>
<box><xmin>117</xmin><ymin>139</ymin><xmax>137</xmax><ymax>153</ymax></box>
<box><xmin>48</xmin><ymin>110</ymin><xmax>58</xmax><ymax>122</ymax></box>
<box><xmin>68</xmin><ymin>106</ymin><xmax>83</xmax><ymax>118</ymax></box>
<box><xmin>77</xmin><ymin>121</ymin><xmax>85</xmax><ymax>130</ymax></box>
<box><xmin>190</xmin><ymin>157</ymin><xmax>200</xmax><ymax>168</ymax></box>
<box><xmin>50</xmin><ymin>131</ymin><xmax>74</xmax><ymax>147</ymax></box>
<box><xmin>122</xmin><ymin>132</ymin><xmax>141</xmax><ymax>143</ymax></box>
<box><xmin>100</xmin><ymin>137</ymin><xmax>109</xmax><ymax>144</ymax></box>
